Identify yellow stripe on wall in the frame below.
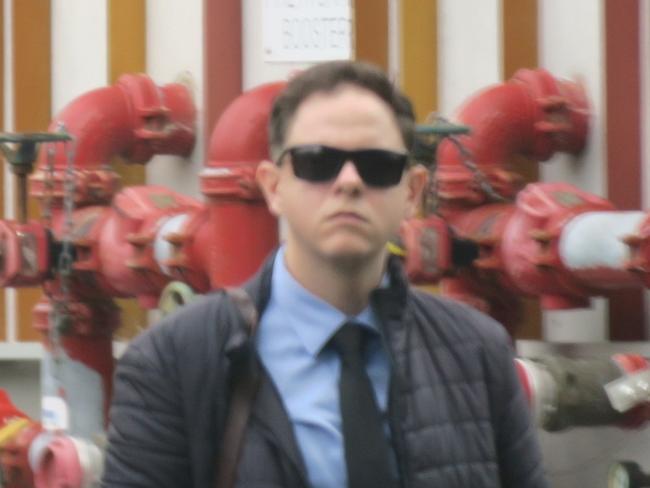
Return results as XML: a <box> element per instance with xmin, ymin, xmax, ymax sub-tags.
<box><xmin>400</xmin><ymin>0</ymin><xmax>437</xmax><ymax>122</ymax></box>
<box><xmin>399</xmin><ymin>1</ymin><xmax>437</xmax><ymax>299</ymax></box>
<box><xmin>14</xmin><ymin>0</ymin><xmax>51</xmax><ymax>341</ymax></box>
<box><xmin>502</xmin><ymin>0</ymin><xmax>540</xmax><ymax>340</ymax></box>
<box><xmin>502</xmin><ymin>0</ymin><xmax>539</xmax><ymax>186</ymax></box>
<box><xmin>353</xmin><ymin>0</ymin><xmax>389</xmax><ymax>70</ymax></box>
<box><xmin>108</xmin><ymin>0</ymin><xmax>146</xmax><ymax>188</ymax></box>
<box><xmin>502</xmin><ymin>0</ymin><xmax>538</xmax><ymax>79</ymax></box>
<box><xmin>108</xmin><ymin>0</ymin><xmax>148</xmax><ymax>340</ymax></box>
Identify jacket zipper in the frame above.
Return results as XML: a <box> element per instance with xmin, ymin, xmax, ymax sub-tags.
<box><xmin>387</xmin><ymin>370</ymin><xmax>409</xmax><ymax>488</ymax></box>
<box><xmin>375</xmin><ymin>301</ymin><xmax>410</xmax><ymax>488</ymax></box>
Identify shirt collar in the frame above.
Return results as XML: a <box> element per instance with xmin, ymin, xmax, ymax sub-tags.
<box><xmin>271</xmin><ymin>246</ymin><xmax>383</xmax><ymax>357</ymax></box>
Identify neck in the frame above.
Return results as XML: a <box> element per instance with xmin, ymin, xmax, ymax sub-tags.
<box><xmin>283</xmin><ymin>245</ymin><xmax>387</xmax><ymax>315</ymax></box>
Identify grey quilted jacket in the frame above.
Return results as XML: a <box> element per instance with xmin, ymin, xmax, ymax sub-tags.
<box><xmin>102</xmin><ymin>254</ymin><xmax>548</xmax><ymax>487</ymax></box>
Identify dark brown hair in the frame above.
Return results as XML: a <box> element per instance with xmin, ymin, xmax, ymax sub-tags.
<box><xmin>268</xmin><ymin>60</ymin><xmax>415</xmax><ymax>158</ymax></box>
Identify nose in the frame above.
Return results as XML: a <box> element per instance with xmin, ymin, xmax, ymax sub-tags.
<box><xmin>333</xmin><ymin>160</ymin><xmax>364</xmax><ymax>194</ymax></box>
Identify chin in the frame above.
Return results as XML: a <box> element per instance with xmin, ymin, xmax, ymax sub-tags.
<box><xmin>320</xmin><ymin>242</ymin><xmax>385</xmax><ymax>268</ymax></box>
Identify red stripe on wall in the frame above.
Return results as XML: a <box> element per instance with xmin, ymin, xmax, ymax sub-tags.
<box><xmin>203</xmin><ymin>0</ymin><xmax>242</xmax><ymax>149</ymax></box>
<box><xmin>399</xmin><ymin>0</ymin><xmax>437</xmax><ymax>122</ymax></box>
<box><xmin>605</xmin><ymin>0</ymin><xmax>645</xmax><ymax>340</ymax></box>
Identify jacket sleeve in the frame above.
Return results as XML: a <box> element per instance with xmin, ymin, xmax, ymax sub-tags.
<box><xmin>488</xmin><ymin>338</ymin><xmax>549</xmax><ymax>488</ymax></box>
<box><xmin>101</xmin><ymin>327</ymin><xmax>192</xmax><ymax>487</ymax></box>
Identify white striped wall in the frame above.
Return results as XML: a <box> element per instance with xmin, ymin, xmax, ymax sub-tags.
<box><xmin>437</xmin><ymin>0</ymin><xmax>501</xmax><ymax>115</ymax></box>
<box><xmin>47</xmin><ymin>5</ymin><xmax>650</xmax><ymax>488</ymax></box>
<box><xmin>539</xmin><ymin>0</ymin><xmax>605</xmax><ymax>194</ymax></box>
<box><xmin>51</xmin><ymin>0</ymin><xmax>108</xmax><ymax>114</ymax></box>
<box><xmin>538</xmin><ymin>0</ymin><xmax>608</xmax><ymax>342</ymax></box>
<box><xmin>3</xmin><ymin>0</ymin><xmax>15</xmax><ymax>343</ymax></box>
<box><xmin>1</xmin><ymin>2</ymin><xmax>650</xmax><ymax>486</ymax></box>
<box><xmin>146</xmin><ymin>0</ymin><xmax>204</xmax><ymax>197</ymax></box>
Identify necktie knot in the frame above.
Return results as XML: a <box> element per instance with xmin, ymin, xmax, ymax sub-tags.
<box><xmin>329</xmin><ymin>322</ymin><xmax>367</xmax><ymax>365</ymax></box>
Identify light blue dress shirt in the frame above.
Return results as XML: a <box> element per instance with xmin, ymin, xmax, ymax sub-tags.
<box><xmin>255</xmin><ymin>247</ymin><xmax>391</xmax><ymax>488</ymax></box>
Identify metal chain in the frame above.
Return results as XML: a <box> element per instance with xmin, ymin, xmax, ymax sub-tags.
<box><xmin>416</xmin><ymin>113</ymin><xmax>442</xmax><ymax>216</ymax></box>
<box><xmin>423</xmin><ymin>169</ymin><xmax>440</xmax><ymax>215</ymax></box>
<box><xmin>446</xmin><ymin>134</ymin><xmax>508</xmax><ymax>203</ymax></box>
<box><xmin>42</xmin><ymin>143</ymin><xmax>56</xmax><ymax>230</ymax></box>
<box><xmin>418</xmin><ymin>115</ymin><xmax>508</xmax><ymax>214</ymax></box>
<box><xmin>58</xmin><ymin>125</ymin><xmax>76</xmax><ymax>323</ymax></box>
<box><xmin>50</xmin><ymin>124</ymin><xmax>75</xmax><ymax>364</ymax></box>
<box><xmin>42</xmin><ymin>125</ymin><xmax>75</xmax><ymax>434</ymax></box>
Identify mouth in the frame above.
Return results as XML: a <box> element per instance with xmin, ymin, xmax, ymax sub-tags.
<box><xmin>328</xmin><ymin>211</ymin><xmax>367</xmax><ymax>223</ymax></box>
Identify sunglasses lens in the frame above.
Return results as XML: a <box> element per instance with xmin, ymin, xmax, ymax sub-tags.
<box><xmin>286</xmin><ymin>145</ymin><xmax>408</xmax><ymax>187</ymax></box>
<box><xmin>290</xmin><ymin>146</ymin><xmax>344</xmax><ymax>182</ymax></box>
<box><xmin>353</xmin><ymin>150</ymin><xmax>407</xmax><ymax>187</ymax></box>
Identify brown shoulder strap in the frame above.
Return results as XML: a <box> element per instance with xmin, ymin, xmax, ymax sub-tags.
<box><xmin>214</xmin><ymin>287</ymin><xmax>261</xmax><ymax>488</ymax></box>
<box><xmin>225</xmin><ymin>287</ymin><xmax>259</xmax><ymax>335</ymax></box>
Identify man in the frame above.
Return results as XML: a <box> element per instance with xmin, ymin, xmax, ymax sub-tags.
<box><xmin>102</xmin><ymin>61</ymin><xmax>547</xmax><ymax>487</ymax></box>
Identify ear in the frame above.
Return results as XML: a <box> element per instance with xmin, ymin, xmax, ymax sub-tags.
<box><xmin>256</xmin><ymin>160</ymin><xmax>283</xmax><ymax>217</ymax></box>
<box><xmin>403</xmin><ymin>164</ymin><xmax>428</xmax><ymax>218</ymax></box>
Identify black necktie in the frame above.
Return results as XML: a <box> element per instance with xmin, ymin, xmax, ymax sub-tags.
<box><xmin>329</xmin><ymin>322</ymin><xmax>396</xmax><ymax>488</ymax></box>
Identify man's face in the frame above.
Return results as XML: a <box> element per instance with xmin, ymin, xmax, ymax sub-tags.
<box><xmin>258</xmin><ymin>84</ymin><xmax>427</xmax><ymax>268</ymax></box>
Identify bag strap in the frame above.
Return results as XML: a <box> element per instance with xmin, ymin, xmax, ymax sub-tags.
<box><xmin>214</xmin><ymin>287</ymin><xmax>261</xmax><ymax>488</ymax></box>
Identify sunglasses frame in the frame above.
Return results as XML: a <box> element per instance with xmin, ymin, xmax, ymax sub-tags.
<box><xmin>275</xmin><ymin>144</ymin><xmax>410</xmax><ymax>188</ymax></box>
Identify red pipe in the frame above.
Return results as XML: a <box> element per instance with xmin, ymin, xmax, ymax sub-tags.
<box><xmin>436</xmin><ymin>69</ymin><xmax>589</xmax><ymax>216</ymax></box>
<box><xmin>24</xmin><ymin>75</ymin><xmax>197</xmax><ymax>422</ymax></box>
<box><xmin>30</xmin><ymin>74</ymin><xmax>196</xmax><ymax>207</ymax></box>
<box><xmin>0</xmin><ymin>423</ymin><xmax>40</xmax><ymax>488</ymax></box>
<box><xmin>0</xmin><ymin>75</ymin><xmax>200</xmax><ymax>487</ymax></box>
<box><xmin>0</xmin><ymin>390</ymin><xmax>28</xmax><ymax>430</ymax></box>
<box><xmin>199</xmin><ymin>82</ymin><xmax>286</xmax><ymax>287</ymax></box>
<box><xmin>93</xmin><ymin>186</ymin><xmax>203</xmax><ymax>306</ymax></box>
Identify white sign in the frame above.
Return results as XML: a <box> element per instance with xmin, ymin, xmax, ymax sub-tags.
<box><xmin>263</xmin><ymin>0</ymin><xmax>352</xmax><ymax>62</ymax></box>
<box><xmin>42</xmin><ymin>395</ymin><xmax>70</xmax><ymax>431</ymax></box>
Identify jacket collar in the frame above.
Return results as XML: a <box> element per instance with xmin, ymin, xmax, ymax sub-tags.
<box><xmin>242</xmin><ymin>249</ymin><xmax>276</xmax><ymax>317</ymax></box>
<box><xmin>243</xmin><ymin>249</ymin><xmax>409</xmax><ymax>320</ymax></box>
<box><xmin>370</xmin><ymin>254</ymin><xmax>409</xmax><ymax>326</ymax></box>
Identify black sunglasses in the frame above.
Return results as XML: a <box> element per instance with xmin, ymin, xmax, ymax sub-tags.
<box><xmin>276</xmin><ymin>144</ymin><xmax>409</xmax><ymax>188</ymax></box>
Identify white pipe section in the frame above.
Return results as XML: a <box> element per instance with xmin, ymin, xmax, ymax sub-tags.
<box><xmin>515</xmin><ymin>358</ymin><xmax>558</xmax><ymax>428</ymax></box>
<box><xmin>559</xmin><ymin>211</ymin><xmax>645</xmax><ymax>270</ymax></box>
<box><xmin>153</xmin><ymin>213</ymin><xmax>191</xmax><ymax>276</ymax></box>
